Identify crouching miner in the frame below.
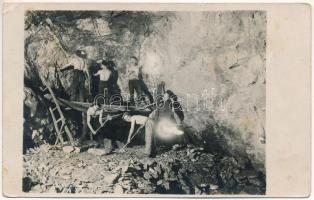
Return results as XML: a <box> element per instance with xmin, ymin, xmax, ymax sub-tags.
<box><xmin>87</xmin><ymin>101</ymin><xmax>112</xmax><ymax>136</ymax></box>
<box><xmin>86</xmin><ymin>99</ymin><xmax>118</xmax><ymax>151</ymax></box>
<box><xmin>122</xmin><ymin>113</ymin><xmax>155</xmax><ymax>157</ymax></box>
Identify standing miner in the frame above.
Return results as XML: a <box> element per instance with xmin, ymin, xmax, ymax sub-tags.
<box><xmin>126</xmin><ymin>56</ymin><xmax>142</xmax><ymax>105</ymax></box>
<box><xmin>60</xmin><ymin>50</ymin><xmax>89</xmax><ymax>101</ymax></box>
<box><xmin>60</xmin><ymin>49</ymin><xmax>90</xmax><ymax>143</ymax></box>
<box><xmin>94</xmin><ymin>59</ymin><xmax>112</xmax><ymax>103</ymax></box>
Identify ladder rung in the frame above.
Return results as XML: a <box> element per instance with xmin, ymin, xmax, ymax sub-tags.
<box><xmin>56</xmin><ymin>118</ymin><xmax>63</xmax><ymax>123</ymax></box>
<box><xmin>40</xmin><ymin>86</ymin><xmax>47</xmax><ymax>91</ymax></box>
<box><xmin>52</xmin><ymin>107</ymin><xmax>58</xmax><ymax>112</ymax></box>
<box><xmin>56</xmin><ymin>131</ymin><xmax>64</xmax><ymax>135</ymax></box>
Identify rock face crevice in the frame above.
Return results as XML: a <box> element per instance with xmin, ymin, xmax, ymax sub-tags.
<box><xmin>24</xmin><ymin>11</ymin><xmax>266</xmax><ymax>169</ymax></box>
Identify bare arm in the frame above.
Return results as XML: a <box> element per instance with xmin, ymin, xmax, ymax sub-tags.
<box><xmin>87</xmin><ymin>114</ymin><xmax>96</xmax><ymax>134</ymax></box>
<box><xmin>117</xmin><ymin>77</ymin><xmax>123</xmax><ymax>90</ymax></box>
<box><xmin>127</xmin><ymin>118</ymin><xmax>136</xmax><ymax>143</ymax></box>
<box><xmin>126</xmin><ymin>65</ymin><xmax>131</xmax><ymax>76</ymax></box>
<box><xmin>93</xmin><ymin>71</ymin><xmax>100</xmax><ymax>76</ymax></box>
<box><xmin>99</xmin><ymin>109</ymin><xmax>104</xmax><ymax>125</ymax></box>
<box><xmin>59</xmin><ymin>64</ymin><xmax>74</xmax><ymax>72</ymax></box>
<box><xmin>149</xmin><ymin>110</ymin><xmax>156</xmax><ymax>119</ymax></box>
<box><xmin>59</xmin><ymin>57</ymin><xmax>72</xmax><ymax>70</ymax></box>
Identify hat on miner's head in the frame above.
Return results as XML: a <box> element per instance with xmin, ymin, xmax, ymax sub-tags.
<box><xmin>96</xmin><ymin>59</ymin><xmax>103</xmax><ymax>64</ymax></box>
<box><xmin>75</xmin><ymin>50</ymin><xmax>87</xmax><ymax>58</ymax></box>
<box><xmin>97</xmin><ymin>58</ymin><xmax>115</xmax><ymax>70</ymax></box>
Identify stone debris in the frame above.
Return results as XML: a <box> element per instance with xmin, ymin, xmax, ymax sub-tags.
<box><xmin>87</xmin><ymin>148</ymin><xmax>111</xmax><ymax>156</ymax></box>
<box><xmin>62</xmin><ymin>146</ymin><xmax>81</xmax><ymax>154</ymax></box>
<box><xmin>23</xmin><ymin>144</ymin><xmax>265</xmax><ymax>194</ymax></box>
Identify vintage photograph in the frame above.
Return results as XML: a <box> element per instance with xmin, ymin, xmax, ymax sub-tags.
<box><xmin>23</xmin><ymin>10</ymin><xmax>266</xmax><ymax>195</ymax></box>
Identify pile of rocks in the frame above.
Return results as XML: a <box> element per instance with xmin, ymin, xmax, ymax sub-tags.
<box><xmin>23</xmin><ymin>143</ymin><xmax>265</xmax><ymax>194</ymax></box>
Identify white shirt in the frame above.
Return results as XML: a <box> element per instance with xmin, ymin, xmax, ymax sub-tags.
<box><xmin>127</xmin><ymin>64</ymin><xmax>139</xmax><ymax>80</ymax></box>
<box><xmin>68</xmin><ymin>55</ymin><xmax>85</xmax><ymax>71</ymax></box>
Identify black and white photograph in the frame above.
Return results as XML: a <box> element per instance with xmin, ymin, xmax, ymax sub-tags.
<box><xmin>22</xmin><ymin>10</ymin><xmax>266</xmax><ymax>195</ymax></box>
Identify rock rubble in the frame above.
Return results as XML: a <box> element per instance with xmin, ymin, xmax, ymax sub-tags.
<box><xmin>23</xmin><ymin>143</ymin><xmax>265</xmax><ymax>194</ymax></box>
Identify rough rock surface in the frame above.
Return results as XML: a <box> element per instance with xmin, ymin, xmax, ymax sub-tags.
<box><xmin>23</xmin><ymin>144</ymin><xmax>265</xmax><ymax>194</ymax></box>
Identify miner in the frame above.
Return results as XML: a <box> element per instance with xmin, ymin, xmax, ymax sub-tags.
<box><xmin>86</xmin><ymin>98</ymin><xmax>120</xmax><ymax>150</ymax></box>
<box><xmin>150</xmin><ymin>89</ymin><xmax>185</xmax><ymax>145</ymax></box>
<box><xmin>163</xmin><ymin>90</ymin><xmax>184</xmax><ymax>125</ymax></box>
<box><xmin>94</xmin><ymin>59</ymin><xmax>112</xmax><ymax>103</ymax></box>
<box><xmin>60</xmin><ymin>50</ymin><xmax>89</xmax><ymax>101</ymax></box>
<box><xmin>122</xmin><ymin>112</ymin><xmax>156</xmax><ymax>157</ymax></box>
<box><xmin>152</xmin><ymin>90</ymin><xmax>184</xmax><ymax>125</ymax></box>
<box><xmin>127</xmin><ymin>56</ymin><xmax>142</xmax><ymax>105</ymax></box>
<box><xmin>86</xmin><ymin>100</ymin><xmax>112</xmax><ymax>135</ymax></box>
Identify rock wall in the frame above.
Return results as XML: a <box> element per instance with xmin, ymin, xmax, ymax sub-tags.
<box><xmin>138</xmin><ymin>11</ymin><xmax>266</xmax><ymax>167</ymax></box>
<box><xmin>24</xmin><ymin>11</ymin><xmax>266</xmax><ymax>168</ymax></box>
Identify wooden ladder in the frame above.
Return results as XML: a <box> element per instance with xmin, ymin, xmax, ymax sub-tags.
<box><xmin>42</xmin><ymin>81</ymin><xmax>75</xmax><ymax>146</ymax></box>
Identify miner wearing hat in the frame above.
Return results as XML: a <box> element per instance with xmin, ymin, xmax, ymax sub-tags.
<box><xmin>60</xmin><ymin>49</ymin><xmax>89</xmax><ymax>101</ymax></box>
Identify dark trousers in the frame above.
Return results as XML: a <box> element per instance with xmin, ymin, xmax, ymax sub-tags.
<box><xmin>128</xmin><ymin>79</ymin><xmax>142</xmax><ymax>104</ymax></box>
<box><xmin>144</xmin><ymin>118</ymin><xmax>156</xmax><ymax>155</ymax></box>
<box><xmin>98</xmin><ymin>81</ymin><xmax>108</xmax><ymax>95</ymax></box>
<box><xmin>98</xmin><ymin>81</ymin><xmax>109</xmax><ymax>103</ymax></box>
<box><xmin>70</xmin><ymin>70</ymin><xmax>85</xmax><ymax>101</ymax></box>
<box><xmin>70</xmin><ymin>70</ymin><xmax>87</xmax><ymax>142</ymax></box>
<box><xmin>139</xmin><ymin>79</ymin><xmax>154</xmax><ymax>103</ymax></box>
<box><xmin>86</xmin><ymin>118</ymin><xmax>117</xmax><ymax>149</ymax></box>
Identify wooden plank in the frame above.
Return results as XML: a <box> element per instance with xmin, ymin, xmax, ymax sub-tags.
<box><xmin>49</xmin><ymin>107</ymin><xmax>64</xmax><ymax>146</ymax></box>
<box><xmin>54</xmin><ymin>131</ymin><xmax>64</xmax><ymax>145</ymax></box>
<box><xmin>56</xmin><ymin>117</ymin><xmax>63</xmax><ymax>124</ymax></box>
<box><xmin>64</xmin><ymin>125</ymin><xmax>75</xmax><ymax>146</ymax></box>
<box><xmin>44</xmin><ymin>93</ymin><xmax>153</xmax><ymax>113</ymax></box>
